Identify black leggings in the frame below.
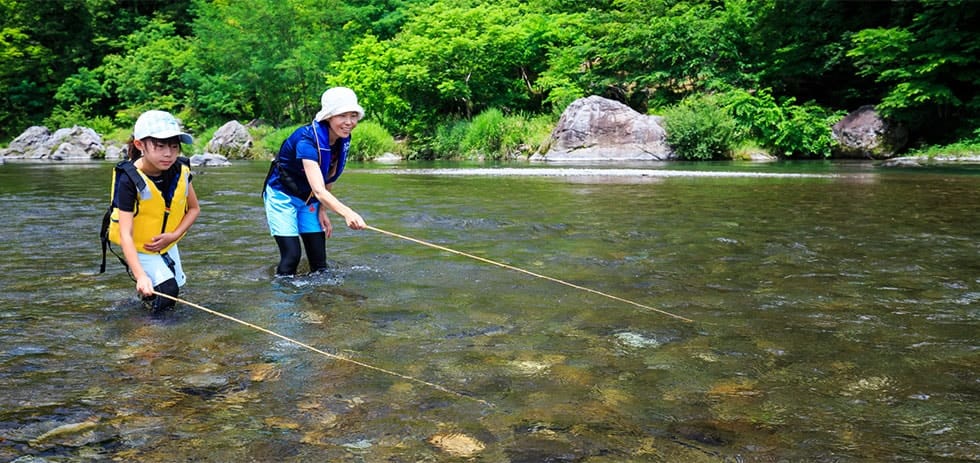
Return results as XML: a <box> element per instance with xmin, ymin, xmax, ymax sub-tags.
<box><xmin>144</xmin><ymin>252</ymin><xmax>179</xmax><ymax>312</ymax></box>
<box><xmin>274</xmin><ymin>232</ymin><xmax>326</xmax><ymax>275</ymax></box>
<box><xmin>145</xmin><ymin>278</ymin><xmax>179</xmax><ymax>312</ymax></box>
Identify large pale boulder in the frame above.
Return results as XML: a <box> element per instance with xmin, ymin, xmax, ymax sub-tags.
<box><xmin>0</xmin><ymin>125</ymin><xmax>103</xmax><ymax>160</ymax></box>
<box><xmin>832</xmin><ymin>105</ymin><xmax>908</xmax><ymax>159</ymax></box>
<box><xmin>50</xmin><ymin>126</ymin><xmax>104</xmax><ymax>160</ymax></box>
<box><xmin>104</xmin><ymin>143</ymin><xmax>126</xmax><ymax>161</ymax></box>
<box><xmin>206</xmin><ymin>120</ymin><xmax>253</xmax><ymax>159</ymax></box>
<box><xmin>0</xmin><ymin>126</ymin><xmax>52</xmax><ymax>159</ymax></box>
<box><xmin>533</xmin><ymin>95</ymin><xmax>672</xmax><ymax>161</ymax></box>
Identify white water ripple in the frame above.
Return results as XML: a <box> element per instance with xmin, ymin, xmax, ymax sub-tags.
<box><xmin>367</xmin><ymin>167</ymin><xmax>839</xmax><ymax>178</ymax></box>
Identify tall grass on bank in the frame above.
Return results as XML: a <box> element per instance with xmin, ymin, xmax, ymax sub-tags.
<box><xmin>427</xmin><ymin>109</ymin><xmax>555</xmax><ymax>160</ymax></box>
<box><xmin>255</xmin><ymin>120</ymin><xmax>398</xmax><ymax>161</ymax></box>
<box><xmin>908</xmin><ymin>141</ymin><xmax>980</xmax><ymax>158</ymax></box>
<box><xmin>350</xmin><ymin>120</ymin><xmax>400</xmax><ymax>161</ymax></box>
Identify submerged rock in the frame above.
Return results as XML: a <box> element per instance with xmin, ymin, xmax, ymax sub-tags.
<box><xmin>29</xmin><ymin>417</ymin><xmax>100</xmax><ymax>447</ymax></box>
<box><xmin>189</xmin><ymin>153</ymin><xmax>231</xmax><ymax>167</ymax></box>
<box><xmin>428</xmin><ymin>432</ymin><xmax>486</xmax><ymax>457</ymax></box>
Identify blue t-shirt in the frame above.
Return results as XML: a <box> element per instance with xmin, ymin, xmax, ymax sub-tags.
<box><xmin>267</xmin><ymin>121</ymin><xmax>349</xmax><ymax>199</ymax></box>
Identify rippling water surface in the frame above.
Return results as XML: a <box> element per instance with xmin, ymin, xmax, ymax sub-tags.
<box><xmin>0</xmin><ymin>160</ymin><xmax>977</xmax><ymax>462</ymax></box>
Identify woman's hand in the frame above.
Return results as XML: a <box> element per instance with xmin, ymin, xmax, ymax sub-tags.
<box><xmin>344</xmin><ymin>211</ymin><xmax>366</xmax><ymax>230</ymax></box>
<box><xmin>319</xmin><ymin>206</ymin><xmax>333</xmax><ymax>238</ymax></box>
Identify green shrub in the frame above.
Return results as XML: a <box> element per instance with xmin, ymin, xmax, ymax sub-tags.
<box><xmin>908</xmin><ymin>141</ymin><xmax>980</xmax><ymax>158</ymax></box>
<box><xmin>461</xmin><ymin>108</ymin><xmax>508</xmax><ymax>159</ymax></box>
<box><xmin>422</xmin><ymin>110</ymin><xmax>556</xmax><ymax>160</ymax></box>
<box><xmin>663</xmin><ymin>94</ymin><xmax>737</xmax><ymax>160</ymax></box>
<box><xmin>519</xmin><ymin>114</ymin><xmax>557</xmax><ymax>156</ymax></box>
<box><xmin>44</xmin><ymin>106</ymin><xmax>116</xmax><ymax>136</ymax></box>
<box><xmin>242</xmin><ymin>123</ymin><xmax>278</xmax><ymax>160</ymax></box>
<box><xmin>103</xmin><ymin>126</ymin><xmax>134</xmax><ymax>145</ymax></box>
<box><xmin>190</xmin><ymin>125</ymin><xmax>218</xmax><ymax>155</ymax></box>
<box><xmin>260</xmin><ymin>125</ymin><xmax>301</xmax><ymax>160</ymax></box>
<box><xmin>721</xmin><ymin>88</ymin><xmax>842</xmax><ymax>158</ymax></box>
<box><xmin>350</xmin><ymin>120</ymin><xmax>398</xmax><ymax>161</ymax></box>
<box><xmin>248</xmin><ymin>121</ymin><xmax>396</xmax><ymax>161</ymax></box>
<box><xmin>429</xmin><ymin>119</ymin><xmax>469</xmax><ymax>159</ymax></box>
<box><xmin>462</xmin><ymin>109</ymin><xmax>556</xmax><ymax>160</ymax></box>
<box><xmin>731</xmin><ymin>141</ymin><xmax>771</xmax><ymax>161</ymax></box>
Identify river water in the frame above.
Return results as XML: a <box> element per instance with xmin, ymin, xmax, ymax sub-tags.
<box><xmin>0</xmin><ymin>160</ymin><xmax>977</xmax><ymax>462</ymax></box>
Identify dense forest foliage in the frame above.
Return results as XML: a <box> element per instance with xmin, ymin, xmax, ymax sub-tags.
<box><xmin>1</xmin><ymin>0</ymin><xmax>977</xmax><ymax>159</ymax></box>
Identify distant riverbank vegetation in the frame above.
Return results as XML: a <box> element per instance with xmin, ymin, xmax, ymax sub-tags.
<box><xmin>2</xmin><ymin>0</ymin><xmax>977</xmax><ymax>160</ymax></box>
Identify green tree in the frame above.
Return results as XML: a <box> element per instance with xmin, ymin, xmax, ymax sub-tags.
<box><xmin>548</xmin><ymin>0</ymin><xmax>763</xmax><ymax>111</ymax></box>
<box><xmin>0</xmin><ymin>0</ymin><xmax>98</xmax><ymax>138</ymax></box>
<box><xmin>0</xmin><ymin>10</ymin><xmax>47</xmax><ymax>137</ymax></box>
<box><xmin>189</xmin><ymin>0</ymin><xmax>355</xmax><ymax>125</ymax></box>
<box><xmin>341</xmin><ymin>0</ymin><xmax>430</xmax><ymax>40</ymax></box>
<box><xmin>749</xmin><ymin>0</ymin><xmax>914</xmax><ymax>109</ymax></box>
<box><xmin>846</xmin><ymin>0</ymin><xmax>980</xmax><ymax>143</ymax></box>
<box><xmin>95</xmin><ymin>19</ymin><xmax>194</xmax><ymax>121</ymax></box>
<box><xmin>1</xmin><ymin>0</ymin><xmax>192</xmax><ymax>139</ymax></box>
<box><xmin>332</xmin><ymin>0</ymin><xmax>566</xmax><ymax>140</ymax></box>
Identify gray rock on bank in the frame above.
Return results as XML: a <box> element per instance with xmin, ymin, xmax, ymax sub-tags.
<box><xmin>832</xmin><ymin>105</ymin><xmax>908</xmax><ymax>159</ymax></box>
<box><xmin>206</xmin><ymin>120</ymin><xmax>253</xmax><ymax>159</ymax></box>
<box><xmin>1</xmin><ymin>123</ymin><xmax>234</xmax><ymax>166</ymax></box>
<box><xmin>0</xmin><ymin>126</ymin><xmax>104</xmax><ymax>160</ymax></box>
<box><xmin>0</xmin><ymin>101</ymin><xmax>960</xmax><ymax>164</ymax></box>
<box><xmin>533</xmin><ymin>95</ymin><xmax>672</xmax><ymax>161</ymax></box>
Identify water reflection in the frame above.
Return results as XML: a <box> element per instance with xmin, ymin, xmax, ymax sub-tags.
<box><xmin>0</xmin><ymin>161</ymin><xmax>977</xmax><ymax>461</ymax></box>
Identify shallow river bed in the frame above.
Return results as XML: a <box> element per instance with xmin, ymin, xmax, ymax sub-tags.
<box><xmin>0</xmin><ymin>160</ymin><xmax>977</xmax><ymax>462</ymax></box>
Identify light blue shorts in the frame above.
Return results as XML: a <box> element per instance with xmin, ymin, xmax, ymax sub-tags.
<box><xmin>137</xmin><ymin>245</ymin><xmax>186</xmax><ymax>287</ymax></box>
<box><xmin>264</xmin><ymin>185</ymin><xmax>322</xmax><ymax>236</ymax></box>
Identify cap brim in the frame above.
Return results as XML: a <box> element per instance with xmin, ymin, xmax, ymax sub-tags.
<box><xmin>142</xmin><ymin>131</ymin><xmax>193</xmax><ymax>144</ymax></box>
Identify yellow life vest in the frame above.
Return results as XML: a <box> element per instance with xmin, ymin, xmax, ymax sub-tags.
<box><xmin>106</xmin><ymin>158</ymin><xmax>191</xmax><ymax>256</ymax></box>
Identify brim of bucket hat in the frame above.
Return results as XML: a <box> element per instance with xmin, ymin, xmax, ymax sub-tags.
<box><xmin>315</xmin><ymin>104</ymin><xmax>365</xmax><ymax>122</ymax></box>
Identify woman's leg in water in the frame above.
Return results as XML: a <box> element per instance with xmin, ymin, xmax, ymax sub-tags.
<box><xmin>274</xmin><ymin>235</ymin><xmax>303</xmax><ymax>275</ymax></box>
<box><xmin>301</xmin><ymin>232</ymin><xmax>327</xmax><ymax>273</ymax></box>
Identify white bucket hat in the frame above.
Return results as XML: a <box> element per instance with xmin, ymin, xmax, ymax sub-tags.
<box><xmin>133</xmin><ymin>110</ymin><xmax>193</xmax><ymax>144</ymax></box>
<box><xmin>314</xmin><ymin>87</ymin><xmax>365</xmax><ymax>122</ymax></box>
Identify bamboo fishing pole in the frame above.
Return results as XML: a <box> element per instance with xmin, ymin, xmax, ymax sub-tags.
<box><xmin>153</xmin><ymin>291</ymin><xmax>493</xmax><ymax>407</ymax></box>
<box><xmin>364</xmin><ymin>225</ymin><xmax>694</xmax><ymax>323</ymax></box>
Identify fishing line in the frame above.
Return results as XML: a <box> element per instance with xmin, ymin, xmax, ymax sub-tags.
<box><xmin>365</xmin><ymin>225</ymin><xmax>694</xmax><ymax>323</ymax></box>
<box><xmin>153</xmin><ymin>291</ymin><xmax>494</xmax><ymax>408</ymax></box>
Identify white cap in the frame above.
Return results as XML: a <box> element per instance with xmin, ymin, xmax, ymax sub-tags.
<box><xmin>133</xmin><ymin>110</ymin><xmax>193</xmax><ymax>144</ymax></box>
<box><xmin>314</xmin><ymin>87</ymin><xmax>365</xmax><ymax>122</ymax></box>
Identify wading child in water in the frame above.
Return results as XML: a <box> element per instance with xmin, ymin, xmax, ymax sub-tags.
<box><xmin>104</xmin><ymin>110</ymin><xmax>200</xmax><ymax>311</ymax></box>
<box><xmin>262</xmin><ymin>86</ymin><xmax>366</xmax><ymax>276</ymax></box>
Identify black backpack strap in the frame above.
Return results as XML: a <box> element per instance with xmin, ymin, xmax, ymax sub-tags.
<box><xmin>99</xmin><ymin>161</ymin><xmax>146</xmax><ymax>275</ymax></box>
<box><xmin>99</xmin><ymin>206</ymin><xmax>111</xmax><ymax>274</ymax></box>
<box><xmin>117</xmin><ymin>160</ymin><xmax>147</xmax><ymax>194</ymax></box>
<box><xmin>262</xmin><ymin>158</ymin><xmax>277</xmax><ymax>196</ymax></box>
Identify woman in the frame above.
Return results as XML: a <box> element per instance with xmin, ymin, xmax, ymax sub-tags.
<box><xmin>105</xmin><ymin>110</ymin><xmax>201</xmax><ymax>311</ymax></box>
<box><xmin>263</xmin><ymin>87</ymin><xmax>367</xmax><ymax>276</ymax></box>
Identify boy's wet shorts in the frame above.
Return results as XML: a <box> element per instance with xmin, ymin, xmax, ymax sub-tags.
<box><xmin>138</xmin><ymin>245</ymin><xmax>186</xmax><ymax>287</ymax></box>
<box><xmin>263</xmin><ymin>185</ymin><xmax>322</xmax><ymax>236</ymax></box>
